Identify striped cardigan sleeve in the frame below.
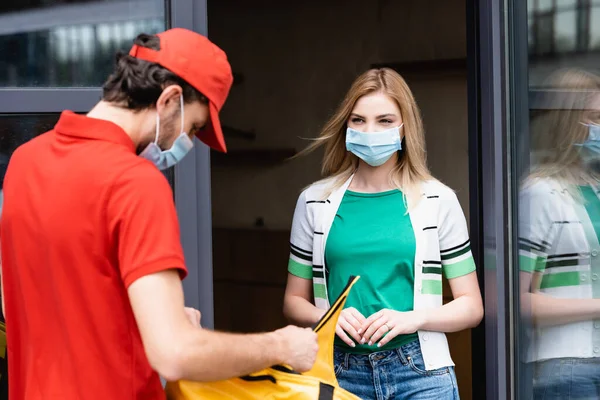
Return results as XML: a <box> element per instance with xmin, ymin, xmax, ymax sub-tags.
<box><xmin>517</xmin><ymin>184</ymin><xmax>557</xmax><ymax>274</ymax></box>
<box><xmin>438</xmin><ymin>190</ymin><xmax>477</xmax><ymax>279</ymax></box>
<box><xmin>288</xmin><ymin>190</ymin><xmax>313</xmax><ymax>279</ymax></box>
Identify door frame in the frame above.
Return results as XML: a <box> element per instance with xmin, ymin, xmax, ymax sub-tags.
<box><xmin>467</xmin><ymin>0</ymin><xmax>516</xmax><ymax>398</ymax></box>
<box><xmin>169</xmin><ymin>0</ymin><xmax>215</xmax><ymax>329</ymax></box>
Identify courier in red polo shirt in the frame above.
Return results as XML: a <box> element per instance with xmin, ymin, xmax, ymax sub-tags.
<box><xmin>0</xmin><ymin>29</ymin><xmax>232</xmax><ymax>399</ymax></box>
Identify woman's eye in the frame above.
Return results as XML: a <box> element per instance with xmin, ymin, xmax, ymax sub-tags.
<box><xmin>380</xmin><ymin>119</ymin><xmax>392</xmax><ymax>124</ymax></box>
<box><xmin>351</xmin><ymin>118</ymin><xmax>364</xmax><ymax>124</ymax></box>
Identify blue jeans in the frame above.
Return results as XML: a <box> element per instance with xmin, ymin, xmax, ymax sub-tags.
<box><xmin>533</xmin><ymin>358</ymin><xmax>600</xmax><ymax>400</ymax></box>
<box><xmin>334</xmin><ymin>340</ymin><xmax>459</xmax><ymax>400</ymax></box>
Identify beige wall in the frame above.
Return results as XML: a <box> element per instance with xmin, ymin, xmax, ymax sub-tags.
<box><xmin>208</xmin><ymin>0</ymin><xmax>469</xmax><ymax>230</ymax></box>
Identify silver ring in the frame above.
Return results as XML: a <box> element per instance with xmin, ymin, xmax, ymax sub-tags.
<box><xmin>384</xmin><ymin>323</ymin><xmax>392</xmax><ymax>331</ymax></box>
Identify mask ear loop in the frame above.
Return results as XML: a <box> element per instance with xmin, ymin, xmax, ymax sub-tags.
<box><xmin>396</xmin><ymin>123</ymin><xmax>405</xmax><ymax>144</ymax></box>
<box><xmin>180</xmin><ymin>94</ymin><xmax>185</xmax><ymax>135</ymax></box>
<box><xmin>154</xmin><ymin>112</ymin><xmax>160</xmax><ymax>144</ymax></box>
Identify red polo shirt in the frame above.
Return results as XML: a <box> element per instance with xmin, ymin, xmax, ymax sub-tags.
<box><xmin>0</xmin><ymin>111</ymin><xmax>187</xmax><ymax>399</ymax></box>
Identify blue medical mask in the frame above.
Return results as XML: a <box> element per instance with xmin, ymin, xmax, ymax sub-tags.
<box><xmin>582</xmin><ymin>123</ymin><xmax>600</xmax><ymax>152</ymax></box>
<box><xmin>573</xmin><ymin>123</ymin><xmax>600</xmax><ymax>175</ymax></box>
<box><xmin>345</xmin><ymin>125</ymin><xmax>403</xmax><ymax>167</ymax></box>
<box><xmin>576</xmin><ymin>123</ymin><xmax>600</xmax><ymax>154</ymax></box>
<box><xmin>140</xmin><ymin>95</ymin><xmax>194</xmax><ymax>170</ymax></box>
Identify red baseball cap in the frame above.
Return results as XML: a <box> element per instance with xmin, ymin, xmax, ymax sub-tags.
<box><xmin>129</xmin><ymin>28</ymin><xmax>233</xmax><ymax>153</ymax></box>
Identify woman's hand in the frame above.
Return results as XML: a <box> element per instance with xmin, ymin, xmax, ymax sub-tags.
<box><xmin>336</xmin><ymin>307</ymin><xmax>367</xmax><ymax>347</ymax></box>
<box><xmin>359</xmin><ymin>309</ymin><xmax>425</xmax><ymax>347</ymax></box>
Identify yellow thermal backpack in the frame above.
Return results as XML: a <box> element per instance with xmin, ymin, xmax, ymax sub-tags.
<box><xmin>165</xmin><ymin>276</ymin><xmax>362</xmax><ymax>400</ymax></box>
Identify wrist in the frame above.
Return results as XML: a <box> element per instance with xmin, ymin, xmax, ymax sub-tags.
<box><xmin>413</xmin><ymin>310</ymin><xmax>428</xmax><ymax>331</ymax></box>
<box><xmin>268</xmin><ymin>329</ymin><xmax>289</xmax><ymax>365</ymax></box>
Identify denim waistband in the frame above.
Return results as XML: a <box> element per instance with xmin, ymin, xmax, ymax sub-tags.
<box><xmin>334</xmin><ymin>339</ymin><xmax>421</xmax><ymax>368</ymax></box>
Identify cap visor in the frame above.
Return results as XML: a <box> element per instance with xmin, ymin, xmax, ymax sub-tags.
<box><xmin>196</xmin><ymin>102</ymin><xmax>227</xmax><ymax>153</ymax></box>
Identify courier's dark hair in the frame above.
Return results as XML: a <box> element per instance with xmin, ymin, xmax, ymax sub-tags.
<box><xmin>102</xmin><ymin>33</ymin><xmax>207</xmax><ymax>110</ymax></box>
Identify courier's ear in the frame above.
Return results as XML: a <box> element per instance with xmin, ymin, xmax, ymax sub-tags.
<box><xmin>156</xmin><ymin>84</ymin><xmax>183</xmax><ymax>117</ymax></box>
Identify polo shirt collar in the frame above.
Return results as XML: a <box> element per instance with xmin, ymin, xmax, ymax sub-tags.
<box><xmin>55</xmin><ymin>111</ymin><xmax>136</xmax><ymax>152</ymax></box>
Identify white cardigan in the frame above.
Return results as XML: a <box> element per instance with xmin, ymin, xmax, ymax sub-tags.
<box><xmin>287</xmin><ymin>176</ymin><xmax>476</xmax><ymax>370</ymax></box>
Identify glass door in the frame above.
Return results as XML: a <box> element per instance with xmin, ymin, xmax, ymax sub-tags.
<box><xmin>510</xmin><ymin>0</ymin><xmax>600</xmax><ymax>399</ymax></box>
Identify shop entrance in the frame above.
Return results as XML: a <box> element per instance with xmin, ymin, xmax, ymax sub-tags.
<box><xmin>207</xmin><ymin>1</ymin><xmax>479</xmax><ymax>398</ymax></box>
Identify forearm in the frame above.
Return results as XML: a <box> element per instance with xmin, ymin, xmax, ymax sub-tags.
<box><xmin>283</xmin><ymin>295</ymin><xmax>324</xmax><ymax>327</ymax></box>
<box><xmin>130</xmin><ymin>270</ymin><xmax>297</xmax><ymax>382</ymax></box>
<box><xmin>419</xmin><ymin>295</ymin><xmax>483</xmax><ymax>332</ymax></box>
<box><xmin>173</xmin><ymin>328</ymin><xmax>286</xmax><ymax>382</ymax></box>
<box><xmin>523</xmin><ymin>292</ymin><xmax>600</xmax><ymax>327</ymax></box>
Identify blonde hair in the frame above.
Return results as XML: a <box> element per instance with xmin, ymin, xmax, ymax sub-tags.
<box><xmin>527</xmin><ymin>68</ymin><xmax>600</xmax><ymax>190</ymax></box>
<box><xmin>299</xmin><ymin>68</ymin><xmax>434</xmax><ymax>207</ymax></box>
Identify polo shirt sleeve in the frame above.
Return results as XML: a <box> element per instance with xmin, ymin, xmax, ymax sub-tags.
<box><xmin>438</xmin><ymin>190</ymin><xmax>476</xmax><ymax>279</ymax></box>
<box><xmin>518</xmin><ymin>184</ymin><xmax>557</xmax><ymax>274</ymax></box>
<box><xmin>107</xmin><ymin>164</ymin><xmax>187</xmax><ymax>288</ymax></box>
<box><xmin>288</xmin><ymin>190</ymin><xmax>313</xmax><ymax>280</ymax></box>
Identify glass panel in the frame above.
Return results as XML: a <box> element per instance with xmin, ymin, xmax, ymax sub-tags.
<box><xmin>555</xmin><ymin>10</ymin><xmax>577</xmax><ymax>52</ymax></box>
<box><xmin>0</xmin><ymin>0</ymin><xmax>166</xmax><ymax>87</ymax></box>
<box><xmin>514</xmin><ymin>0</ymin><xmax>600</xmax><ymax>398</ymax></box>
<box><xmin>538</xmin><ymin>0</ymin><xmax>554</xmax><ymax>12</ymax></box>
<box><xmin>556</xmin><ymin>0</ymin><xmax>577</xmax><ymax>8</ymax></box>
<box><xmin>535</xmin><ymin>14</ymin><xmax>554</xmax><ymax>55</ymax></box>
<box><xmin>529</xmin><ymin>17</ymin><xmax>535</xmax><ymax>50</ymax></box>
<box><xmin>592</xmin><ymin>6</ymin><xmax>600</xmax><ymax>50</ymax></box>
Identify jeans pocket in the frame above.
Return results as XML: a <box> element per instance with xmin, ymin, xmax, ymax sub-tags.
<box><xmin>408</xmin><ymin>352</ymin><xmax>450</xmax><ymax>376</ymax></box>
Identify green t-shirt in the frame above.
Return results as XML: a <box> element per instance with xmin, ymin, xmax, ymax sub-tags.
<box><xmin>325</xmin><ymin>189</ymin><xmax>418</xmax><ymax>353</ymax></box>
<box><xmin>581</xmin><ymin>186</ymin><xmax>600</xmax><ymax>242</ymax></box>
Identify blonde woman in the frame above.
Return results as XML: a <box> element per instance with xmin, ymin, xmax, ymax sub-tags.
<box><xmin>518</xmin><ymin>69</ymin><xmax>600</xmax><ymax>399</ymax></box>
<box><xmin>283</xmin><ymin>68</ymin><xmax>483</xmax><ymax>400</ymax></box>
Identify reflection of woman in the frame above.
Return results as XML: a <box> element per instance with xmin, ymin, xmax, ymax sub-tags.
<box><xmin>283</xmin><ymin>68</ymin><xmax>483</xmax><ymax>399</ymax></box>
<box><xmin>519</xmin><ymin>68</ymin><xmax>600</xmax><ymax>399</ymax></box>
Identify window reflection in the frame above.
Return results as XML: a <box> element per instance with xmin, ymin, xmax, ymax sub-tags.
<box><xmin>556</xmin><ymin>0</ymin><xmax>577</xmax><ymax>7</ymax></box>
<box><xmin>519</xmin><ymin>69</ymin><xmax>600</xmax><ymax>400</ymax></box>
<box><xmin>592</xmin><ymin>7</ymin><xmax>600</xmax><ymax>50</ymax></box>
<box><xmin>554</xmin><ymin>10</ymin><xmax>576</xmax><ymax>52</ymax></box>
<box><xmin>538</xmin><ymin>0</ymin><xmax>554</xmax><ymax>12</ymax></box>
<box><xmin>529</xmin><ymin>1</ymin><xmax>600</xmax><ymax>56</ymax></box>
<box><xmin>519</xmin><ymin>0</ymin><xmax>600</xmax><ymax>397</ymax></box>
<box><xmin>0</xmin><ymin>0</ymin><xmax>165</xmax><ymax>87</ymax></box>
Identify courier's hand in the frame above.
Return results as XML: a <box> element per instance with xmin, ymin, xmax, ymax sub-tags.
<box><xmin>275</xmin><ymin>325</ymin><xmax>319</xmax><ymax>372</ymax></box>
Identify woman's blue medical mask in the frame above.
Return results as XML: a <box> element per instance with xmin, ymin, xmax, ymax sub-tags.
<box><xmin>345</xmin><ymin>125</ymin><xmax>403</xmax><ymax>167</ymax></box>
<box><xmin>576</xmin><ymin>123</ymin><xmax>600</xmax><ymax>154</ymax></box>
<box><xmin>580</xmin><ymin>123</ymin><xmax>600</xmax><ymax>153</ymax></box>
<box><xmin>140</xmin><ymin>95</ymin><xmax>194</xmax><ymax>170</ymax></box>
<box><xmin>574</xmin><ymin>123</ymin><xmax>600</xmax><ymax>174</ymax></box>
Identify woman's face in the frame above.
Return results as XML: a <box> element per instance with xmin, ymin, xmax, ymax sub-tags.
<box><xmin>348</xmin><ymin>92</ymin><xmax>403</xmax><ymax>134</ymax></box>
